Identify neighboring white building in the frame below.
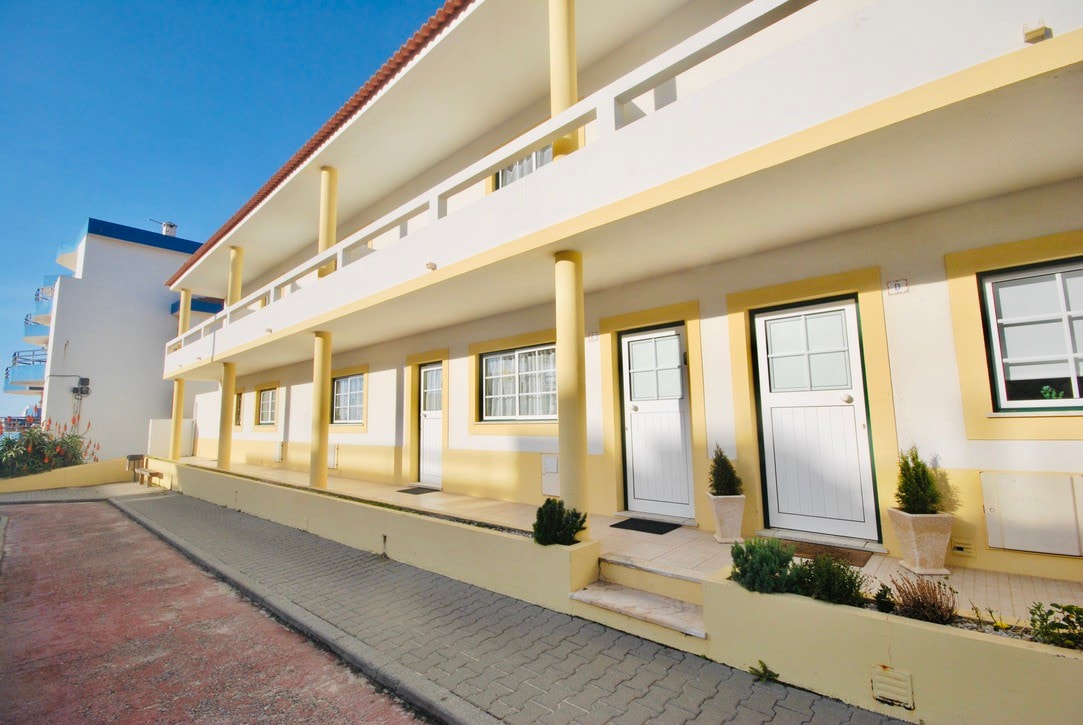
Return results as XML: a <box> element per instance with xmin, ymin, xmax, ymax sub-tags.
<box><xmin>35</xmin><ymin>218</ymin><xmax>216</xmax><ymax>459</ymax></box>
<box><xmin>163</xmin><ymin>0</ymin><xmax>1083</xmax><ymax>584</ymax></box>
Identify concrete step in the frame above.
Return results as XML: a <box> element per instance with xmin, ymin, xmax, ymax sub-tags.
<box><xmin>570</xmin><ymin>581</ymin><xmax>706</xmax><ymax>639</ymax></box>
<box><xmin>599</xmin><ymin>556</ymin><xmax>705</xmax><ymax>605</ymax></box>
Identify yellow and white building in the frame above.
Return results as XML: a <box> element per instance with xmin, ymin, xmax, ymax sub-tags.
<box><xmin>163</xmin><ymin>0</ymin><xmax>1083</xmax><ymax>583</ymax></box>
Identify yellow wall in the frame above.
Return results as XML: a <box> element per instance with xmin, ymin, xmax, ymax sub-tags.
<box><xmin>0</xmin><ymin>458</ymin><xmax>130</xmax><ymax>493</ymax></box>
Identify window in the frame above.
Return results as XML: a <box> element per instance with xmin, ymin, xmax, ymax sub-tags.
<box><xmin>982</xmin><ymin>259</ymin><xmax>1083</xmax><ymax>409</ymax></box>
<box><xmin>332</xmin><ymin>373</ymin><xmax>364</xmax><ymax>424</ymax></box>
<box><xmin>481</xmin><ymin>344</ymin><xmax>556</xmax><ymax>420</ymax></box>
<box><xmin>257</xmin><ymin>387</ymin><xmax>277</xmax><ymax>425</ymax></box>
<box><xmin>233</xmin><ymin>392</ymin><xmax>243</xmax><ymax>427</ymax></box>
<box><xmin>494</xmin><ymin>145</ymin><xmax>553</xmax><ymax>190</ymax></box>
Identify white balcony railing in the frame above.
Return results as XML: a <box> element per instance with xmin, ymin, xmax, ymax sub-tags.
<box><xmin>166</xmin><ymin>0</ymin><xmax>811</xmax><ymax>363</ymax></box>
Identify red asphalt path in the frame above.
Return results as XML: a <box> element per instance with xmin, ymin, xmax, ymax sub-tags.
<box><xmin>0</xmin><ymin>501</ymin><xmax>422</xmax><ymax>723</ymax></box>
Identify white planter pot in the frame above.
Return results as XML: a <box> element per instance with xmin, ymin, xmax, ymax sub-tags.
<box><xmin>887</xmin><ymin>507</ymin><xmax>953</xmax><ymax>576</ymax></box>
<box><xmin>708</xmin><ymin>493</ymin><xmax>745</xmax><ymax>543</ymax></box>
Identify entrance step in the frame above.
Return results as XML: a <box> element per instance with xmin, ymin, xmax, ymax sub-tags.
<box><xmin>599</xmin><ymin>555</ymin><xmax>705</xmax><ymax>605</ymax></box>
<box><xmin>570</xmin><ymin>581</ymin><xmax>706</xmax><ymax>639</ymax></box>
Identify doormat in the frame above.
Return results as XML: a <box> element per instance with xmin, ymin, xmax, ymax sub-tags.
<box><xmin>791</xmin><ymin>541</ymin><xmax>872</xmax><ymax>567</ymax></box>
<box><xmin>610</xmin><ymin>518</ymin><xmax>681</xmax><ymax>535</ymax></box>
<box><xmin>397</xmin><ymin>487</ymin><xmax>439</xmax><ymax>495</ymax></box>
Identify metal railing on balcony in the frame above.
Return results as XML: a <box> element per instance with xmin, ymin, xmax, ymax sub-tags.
<box><xmin>166</xmin><ymin>0</ymin><xmax>807</xmax><ymax>360</ymax></box>
<box><xmin>11</xmin><ymin>349</ymin><xmax>47</xmax><ymax>366</ymax></box>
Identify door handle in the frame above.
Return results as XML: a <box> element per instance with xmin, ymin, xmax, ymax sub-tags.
<box><xmin>632</xmin><ymin>405</ymin><xmax>639</xmax><ymax>412</ymax></box>
<box><xmin>841</xmin><ymin>394</ymin><xmax>853</xmax><ymax>404</ymax></box>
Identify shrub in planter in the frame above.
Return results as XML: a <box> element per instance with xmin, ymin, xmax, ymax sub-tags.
<box><xmin>788</xmin><ymin>553</ymin><xmax>868</xmax><ymax>607</ymax></box>
<box><xmin>890</xmin><ymin>574</ymin><xmax>957</xmax><ymax>625</ymax></box>
<box><xmin>532</xmin><ymin>498</ymin><xmax>586</xmax><ymax>546</ymax></box>
<box><xmin>896</xmin><ymin>446</ymin><xmax>940</xmax><ymax>514</ymax></box>
<box><xmin>1028</xmin><ymin>602</ymin><xmax>1083</xmax><ymax>650</ymax></box>
<box><xmin>888</xmin><ymin>446</ymin><xmax>954</xmax><ymax>575</ymax></box>
<box><xmin>729</xmin><ymin>538</ymin><xmax>794</xmax><ymax>593</ymax></box>
<box><xmin>707</xmin><ymin>445</ymin><xmax>745</xmax><ymax>543</ymax></box>
<box><xmin>0</xmin><ymin>417</ymin><xmax>100</xmax><ymax>478</ymax></box>
<box><xmin>708</xmin><ymin>444</ymin><xmax>743</xmax><ymax>496</ymax></box>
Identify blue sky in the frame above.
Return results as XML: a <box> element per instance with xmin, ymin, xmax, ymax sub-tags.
<box><xmin>0</xmin><ymin>0</ymin><xmax>445</xmax><ymax>415</ymax></box>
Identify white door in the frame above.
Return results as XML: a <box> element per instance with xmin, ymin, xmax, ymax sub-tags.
<box><xmin>419</xmin><ymin>363</ymin><xmax>443</xmax><ymax>487</ymax></box>
<box><xmin>754</xmin><ymin>299</ymin><xmax>878</xmax><ymax>540</ymax></box>
<box><xmin>622</xmin><ymin>326</ymin><xmax>695</xmax><ymax>518</ymax></box>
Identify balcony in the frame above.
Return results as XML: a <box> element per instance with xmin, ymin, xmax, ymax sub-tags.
<box><xmin>165</xmin><ymin>0</ymin><xmax>1083</xmax><ymax>380</ymax></box>
<box><xmin>30</xmin><ymin>295</ymin><xmax>54</xmax><ymax>325</ymax></box>
<box><xmin>22</xmin><ymin>320</ymin><xmax>49</xmax><ymax>346</ymax></box>
<box><xmin>4</xmin><ymin>350</ymin><xmax>46</xmax><ymax>396</ymax></box>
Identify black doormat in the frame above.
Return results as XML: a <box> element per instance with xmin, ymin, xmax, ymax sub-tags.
<box><xmin>397</xmin><ymin>486</ymin><xmax>439</xmax><ymax>495</ymax></box>
<box><xmin>791</xmin><ymin>541</ymin><xmax>873</xmax><ymax>567</ymax></box>
<box><xmin>610</xmin><ymin>518</ymin><xmax>681</xmax><ymax>535</ymax></box>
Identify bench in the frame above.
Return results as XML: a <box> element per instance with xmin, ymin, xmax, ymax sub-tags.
<box><xmin>134</xmin><ymin>468</ymin><xmax>163</xmax><ymax>487</ymax></box>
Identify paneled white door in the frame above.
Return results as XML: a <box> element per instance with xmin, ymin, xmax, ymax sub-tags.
<box><xmin>754</xmin><ymin>300</ymin><xmax>878</xmax><ymax>539</ymax></box>
<box><xmin>419</xmin><ymin>363</ymin><xmax>443</xmax><ymax>487</ymax></box>
<box><xmin>622</xmin><ymin>326</ymin><xmax>695</xmax><ymax>518</ymax></box>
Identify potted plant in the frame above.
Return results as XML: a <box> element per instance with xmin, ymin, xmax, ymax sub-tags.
<box><xmin>887</xmin><ymin>446</ymin><xmax>953</xmax><ymax>575</ymax></box>
<box><xmin>707</xmin><ymin>445</ymin><xmax>744</xmax><ymax>543</ymax></box>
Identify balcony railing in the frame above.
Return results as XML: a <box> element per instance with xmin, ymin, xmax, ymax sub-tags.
<box><xmin>167</xmin><ymin>0</ymin><xmax>808</xmax><ymax>360</ymax></box>
<box><xmin>11</xmin><ymin>349</ymin><xmax>46</xmax><ymax>366</ymax></box>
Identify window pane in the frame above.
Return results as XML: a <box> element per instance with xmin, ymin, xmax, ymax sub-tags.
<box><xmin>769</xmin><ymin>355</ymin><xmax>809</xmax><ymax>391</ymax></box>
<box><xmin>655</xmin><ymin>336</ymin><xmax>681</xmax><ymax>368</ymax></box>
<box><xmin>1005</xmin><ymin>360</ymin><xmax>1070</xmax><ymax>380</ymax></box>
<box><xmin>809</xmin><ymin>351</ymin><xmax>851</xmax><ymax>389</ymax></box>
<box><xmin>629</xmin><ymin>340</ymin><xmax>654</xmax><ymax>372</ymax></box>
<box><xmin>767</xmin><ymin>317</ymin><xmax>806</xmax><ymax>355</ymax></box>
<box><xmin>1065</xmin><ymin>271</ymin><xmax>1083</xmax><ymax>311</ymax></box>
<box><xmin>1001</xmin><ymin>321</ymin><xmax>1067</xmax><ymax>359</ymax></box>
<box><xmin>657</xmin><ymin>368</ymin><xmax>682</xmax><ymax>398</ymax></box>
<box><xmin>994</xmin><ymin>274</ymin><xmax>1060</xmax><ymax>318</ymax></box>
<box><xmin>805</xmin><ymin>311</ymin><xmax>846</xmax><ymax>352</ymax></box>
<box><xmin>630</xmin><ymin>370</ymin><xmax>657</xmax><ymax>400</ymax></box>
<box><xmin>1072</xmin><ymin>317</ymin><xmax>1083</xmax><ymax>354</ymax></box>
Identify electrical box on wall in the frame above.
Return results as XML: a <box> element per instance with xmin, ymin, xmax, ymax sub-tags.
<box><xmin>982</xmin><ymin>472</ymin><xmax>1083</xmax><ymax>556</ymax></box>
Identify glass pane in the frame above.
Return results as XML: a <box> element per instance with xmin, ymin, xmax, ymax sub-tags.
<box><xmin>767</xmin><ymin>317</ymin><xmax>806</xmax><ymax>355</ymax></box>
<box><xmin>629</xmin><ymin>340</ymin><xmax>654</xmax><ymax>372</ymax></box>
<box><xmin>769</xmin><ymin>355</ymin><xmax>809</xmax><ymax>391</ymax></box>
<box><xmin>655</xmin><ymin>336</ymin><xmax>681</xmax><ymax>369</ymax></box>
<box><xmin>994</xmin><ymin>274</ymin><xmax>1060</xmax><ymax>319</ymax></box>
<box><xmin>1072</xmin><ymin>317</ymin><xmax>1083</xmax><ymax>354</ymax></box>
<box><xmin>805</xmin><ymin>311</ymin><xmax>846</xmax><ymax>352</ymax></box>
<box><xmin>1005</xmin><ymin>360</ymin><xmax>1070</xmax><ymax>380</ymax></box>
<box><xmin>630</xmin><ymin>370</ymin><xmax>657</xmax><ymax>400</ymax></box>
<box><xmin>1001</xmin><ymin>321</ymin><xmax>1067</xmax><ymax>359</ymax></box>
<box><xmin>808</xmin><ymin>351</ymin><xmax>851</xmax><ymax>389</ymax></box>
<box><xmin>1065</xmin><ymin>270</ymin><xmax>1083</xmax><ymax>311</ymax></box>
<box><xmin>657</xmin><ymin>368</ymin><xmax>682</xmax><ymax>398</ymax></box>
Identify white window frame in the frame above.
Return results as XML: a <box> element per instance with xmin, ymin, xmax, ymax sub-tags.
<box><xmin>494</xmin><ymin>145</ymin><xmax>553</xmax><ymax>190</ymax></box>
<box><xmin>480</xmin><ymin>343</ymin><xmax>557</xmax><ymax>421</ymax></box>
<box><xmin>982</xmin><ymin>258</ymin><xmax>1083</xmax><ymax>410</ymax></box>
<box><xmin>332</xmin><ymin>373</ymin><xmax>364</xmax><ymax>424</ymax></box>
<box><xmin>257</xmin><ymin>387</ymin><xmax>277</xmax><ymax>425</ymax></box>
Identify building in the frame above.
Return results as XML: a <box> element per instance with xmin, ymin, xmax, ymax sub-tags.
<box><xmin>163</xmin><ymin>0</ymin><xmax>1083</xmax><ymax>584</ymax></box>
<box><xmin>14</xmin><ymin>218</ymin><xmax>216</xmax><ymax>459</ymax></box>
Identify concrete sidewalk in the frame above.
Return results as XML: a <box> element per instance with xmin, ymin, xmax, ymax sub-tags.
<box><xmin>94</xmin><ymin>491</ymin><xmax>903</xmax><ymax>725</ymax></box>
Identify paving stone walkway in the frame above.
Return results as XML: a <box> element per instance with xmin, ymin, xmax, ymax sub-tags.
<box><xmin>99</xmin><ymin>491</ymin><xmax>905</xmax><ymax>724</ymax></box>
<box><xmin>0</xmin><ymin>481</ymin><xmax>157</xmax><ymax>503</ymax></box>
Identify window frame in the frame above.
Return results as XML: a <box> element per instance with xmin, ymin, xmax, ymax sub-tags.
<box><xmin>331</xmin><ymin>372</ymin><xmax>365</xmax><ymax>425</ymax></box>
<box><xmin>233</xmin><ymin>389</ymin><xmax>244</xmax><ymax>428</ymax></box>
<box><xmin>979</xmin><ymin>257</ymin><xmax>1083</xmax><ymax>412</ymax></box>
<box><xmin>254</xmin><ymin>384</ymin><xmax>278</xmax><ymax>427</ymax></box>
<box><xmin>479</xmin><ymin>343</ymin><xmax>557</xmax><ymax>422</ymax></box>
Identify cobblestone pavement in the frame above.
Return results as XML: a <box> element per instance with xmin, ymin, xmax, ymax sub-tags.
<box><xmin>0</xmin><ymin>501</ymin><xmax>423</xmax><ymax>723</ymax></box>
<box><xmin>108</xmin><ymin>492</ymin><xmax>906</xmax><ymax>724</ymax></box>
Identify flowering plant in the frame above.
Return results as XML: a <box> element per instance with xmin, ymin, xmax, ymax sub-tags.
<box><xmin>0</xmin><ymin>416</ymin><xmax>100</xmax><ymax>478</ymax></box>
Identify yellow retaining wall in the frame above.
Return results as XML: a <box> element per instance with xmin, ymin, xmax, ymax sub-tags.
<box><xmin>0</xmin><ymin>458</ymin><xmax>129</xmax><ymax>493</ymax></box>
<box><xmin>703</xmin><ymin>575</ymin><xmax>1083</xmax><ymax>724</ymax></box>
<box><xmin>168</xmin><ymin>462</ymin><xmax>599</xmax><ymax>612</ymax></box>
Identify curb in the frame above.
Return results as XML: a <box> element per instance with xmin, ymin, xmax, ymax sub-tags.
<box><xmin>111</xmin><ymin>496</ymin><xmax>499</xmax><ymax>725</ymax></box>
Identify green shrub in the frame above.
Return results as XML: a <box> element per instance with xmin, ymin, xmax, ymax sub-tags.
<box><xmin>0</xmin><ymin>417</ymin><xmax>99</xmax><ymax>478</ymax></box>
<box><xmin>729</xmin><ymin>538</ymin><xmax>794</xmax><ymax>593</ymax></box>
<box><xmin>788</xmin><ymin>554</ymin><xmax>868</xmax><ymax>607</ymax></box>
<box><xmin>708</xmin><ymin>444</ymin><xmax>743</xmax><ymax>496</ymax></box>
<box><xmin>532</xmin><ymin>498</ymin><xmax>586</xmax><ymax>545</ymax></box>
<box><xmin>890</xmin><ymin>575</ymin><xmax>956</xmax><ymax>624</ymax></box>
<box><xmin>873</xmin><ymin>584</ymin><xmax>895</xmax><ymax>613</ymax></box>
<box><xmin>895</xmin><ymin>446</ymin><xmax>941</xmax><ymax>514</ymax></box>
<box><xmin>1028</xmin><ymin>602</ymin><xmax>1083</xmax><ymax>650</ymax></box>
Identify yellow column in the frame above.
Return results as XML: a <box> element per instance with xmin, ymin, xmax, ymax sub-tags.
<box><xmin>177</xmin><ymin>288</ymin><xmax>192</xmax><ymax>336</ymax></box>
<box><xmin>169</xmin><ymin>378</ymin><xmax>186</xmax><ymax>460</ymax></box>
<box><xmin>217</xmin><ymin>362</ymin><xmax>236</xmax><ymax>471</ymax></box>
<box><xmin>310</xmin><ymin>331</ymin><xmax>333</xmax><ymax>489</ymax></box>
<box><xmin>318</xmin><ymin>166</ymin><xmax>338</xmax><ymax>277</ymax></box>
<box><xmin>548</xmin><ymin>0</ymin><xmax>579</xmax><ymax>157</ymax></box>
<box><xmin>227</xmin><ymin>247</ymin><xmax>244</xmax><ymax>306</ymax></box>
<box><xmin>554</xmin><ymin>250</ymin><xmax>589</xmax><ymax>537</ymax></box>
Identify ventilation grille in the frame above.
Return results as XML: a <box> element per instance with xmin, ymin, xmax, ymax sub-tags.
<box><xmin>871</xmin><ymin>665</ymin><xmax>914</xmax><ymax>709</ymax></box>
<box><xmin>951</xmin><ymin>537</ymin><xmax>975</xmax><ymax>558</ymax></box>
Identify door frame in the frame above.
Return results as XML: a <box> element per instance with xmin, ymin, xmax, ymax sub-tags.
<box><xmin>404</xmin><ymin>349</ymin><xmax>448</xmax><ymax>487</ymax></box>
<box><xmin>750</xmin><ymin>294</ymin><xmax>881</xmax><ymax>540</ymax></box>
<box><xmin>726</xmin><ymin>269</ymin><xmax>898</xmax><ymax>545</ymax></box>
<box><xmin>418</xmin><ymin>361</ymin><xmax>444</xmax><ymax>487</ymax></box>
<box><xmin>618</xmin><ymin>323</ymin><xmax>696</xmax><ymax>518</ymax></box>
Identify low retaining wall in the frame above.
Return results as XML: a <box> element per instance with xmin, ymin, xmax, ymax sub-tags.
<box><xmin>703</xmin><ymin>576</ymin><xmax>1083</xmax><ymax>723</ymax></box>
<box><xmin>0</xmin><ymin>458</ymin><xmax>129</xmax><ymax>494</ymax></box>
<box><xmin>168</xmin><ymin>462</ymin><xmax>599</xmax><ymax>612</ymax></box>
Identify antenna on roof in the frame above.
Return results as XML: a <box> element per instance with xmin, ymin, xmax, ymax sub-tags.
<box><xmin>150</xmin><ymin>219</ymin><xmax>178</xmax><ymax>236</ymax></box>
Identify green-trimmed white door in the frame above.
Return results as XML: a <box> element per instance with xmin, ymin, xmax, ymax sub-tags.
<box><xmin>622</xmin><ymin>325</ymin><xmax>695</xmax><ymax>518</ymax></box>
<box><xmin>419</xmin><ymin>363</ymin><xmax>443</xmax><ymax>487</ymax></box>
<box><xmin>754</xmin><ymin>300</ymin><xmax>877</xmax><ymax>539</ymax></box>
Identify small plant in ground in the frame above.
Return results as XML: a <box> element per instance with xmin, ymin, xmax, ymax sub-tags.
<box><xmin>873</xmin><ymin>584</ymin><xmax>895</xmax><ymax>613</ymax></box>
<box><xmin>532</xmin><ymin>498</ymin><xmax>586</xmax><ymax>546</ymax></box>
<box><xmin>970</xmin><ymin>603</ymin><xmax>1016</xmax><ymax>632</ymax></box>
<box><xmin>0</xmin><ymin>416</ymin><xmax>100</xmax><ymax>479</ymax></box>
<box><xmin>895</xmin><ymin>446</ymin><xmax>941</xmax><ymax>514</ymax></box>
<box><xmin>729</xmin><ymin>538</ymin><xmax>795</xmax><ymax>593</ymax></box>
<box><xmin>890</xmin><ymin>574</ymin><xmax>957</xmax><ymax>624</ymax></box>
<box><xmin>787</xmin><ymin>554</ymin><xmax>868</xmax><ymax>607</ymax></box>
<box><xmin>708</xmin><ymin>444</ymin><xmax>743</xmax><ymax>496</ymax></box>
<box><xmin>1028</xmin><ymin>602</ymin><xmax>1083</xmax><ymax>650</ymax></box>
<box><xmin>749</xmin><ymin>660</ymin><xmax>778</xmax><ymax>683</ymax></box>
